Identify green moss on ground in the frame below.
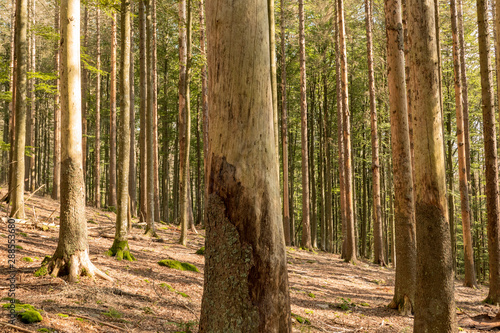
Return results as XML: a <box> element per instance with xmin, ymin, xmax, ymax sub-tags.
<box><xmin>195</xmin><ymin>247</ymin><xmax>205</xmax><ymax>255</ymax></box>
<box><xmin>20</xmin><ymin>310</ymin><xmax>43</xmax><ymax>323</ymax></box>
<box><xmin>22</xmin><ymin>257</ymin><xmax>33</xmax><ymax>262</ymax></box>
<box><xmin>158</xmin><ymin>259</ymin><xmax>199</xmax><ymax>272</ymax></box>
<box><xmin>106</xmin><ymin>239</ymin><xmax>136</xmax><ymax>261</ymax></box>
<box><xmin>1</xmin><ymin>297</ymin><xmax>20</xmax><ymax>303</ymax></box>
<box><xmin>15</xmin><ymin>245</ymin><xmax>23</xmax><ymax>250</ymax></box>
<box><xmin>102</xmin><ymin>308</ymin><xmax>122</xmax><ymax>319</ymax></box>
<box><xmin>159</xmin><ymin>283</ymin><xmax>175</xmax><ymax>292</ymax></box>
<box><xmin>291</xmin><ymin>313</ymin><xmax>310</xmax><ymax>325</ymax></box>
<box><xmin>57</xmin><ymin>313</ymin><xmax>69</xmax><ymax>318</ymax></box>
<box><xmin>34</xmin><ymin>265</ymin><xmax>48</xmax><ymax>277</ymax></box>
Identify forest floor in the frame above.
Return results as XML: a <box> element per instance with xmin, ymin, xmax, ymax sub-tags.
<box><xmin>0</xmin><ymin>189</ymin><xmax>498</xmax><ymax>333</ymax></box>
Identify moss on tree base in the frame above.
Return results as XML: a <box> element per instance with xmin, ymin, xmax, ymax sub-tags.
<box><xmin>144</xmin><ymin>226</ymin><xmax>159</xmax><ymax>238</ymax></box>
<box><xmin>106</xmin><ymin>239</ymin><xmax>136</xmax><ymax>261</ymax></box>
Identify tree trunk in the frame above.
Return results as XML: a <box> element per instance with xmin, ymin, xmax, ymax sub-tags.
<box><xmin>298</xmin><ymin>0</ymin><xmax>312</xmax><ymax>250</ymax></box>
<box><xmin>152</xmin><ymin>0</ymin><xmax>160</xmax><ymax>223</ymax></box>
<box><xmin>280</xmin><ymin>0</ymin><xmax>290</xmax><ymax>246</ymax></box>
<box><xmin>10</xmin><ymin>0</ymin><xmax>27</xmax><ymax>219</ymax></box>
<box><xmin>477</xmin><ymin>0</ymin><xmax>500</xmax><ymax>305</ymax></box>
<box><xmin>385</xmin><ymin>0</ymin><xmax>416</xmax><ymax>315</ymax></box>
<box><xmin>268</xmin><ymin>0</ymin><xmax>278</xmax><ymax>165</ymax></box>
<box><xmin>81</xmin><ymin>6</ymin><xmax>88</xmax><ymax>198</ymax></box>
<box><xmin>366</xmin><ymin>0</ymin><xmax>383</xmax><ymax>265</ymax></box>
<box><xmin>8</xmin><ymin>0</ymin><xmax>16</xmax><ymax>195</ymax></box>
<box><xmin>139</xmin><ymin>0</ymin><xmax>147</xmax><ymax>222</ymax></box>
<box><xmin>108</xmin><ymin>13</ymin><xmax>117</xmax><ymax>209</ymax></box>
<box><xmin>409</xmin><ymin>0</ymin><xmax>457</xmax><ymax>329</ymax></box>
<box><xmin>324</xmin><ymin>70</ymin><xmax>333</xmax><ymax>253</ymax></box>
<box><xmin>450</xmin><ymin>0</ymin><xmax>477</xmax><ymax>288</ymax></box>
<box><xmin>179</xmin><ymin>0</ymin><xmax>191</xmax><ymax>244</ymax></box>
<box><xmin>46</xmin><ymin>0</ymin><xmax>111</xmax><ymax>283</ymax></box>
<box><xmin>145</xmin><ymin>0</ymin><xmax>156</xmax><ymax>237</ymax></box>
<box><xmin>199</xmin><ymin>0</ymin><xmax>291</xmax><ymax>329</ymax></box>
<box><xmin>129</xmin><ymin>2</ymin><xmax>137</xmax><ymax>216</ymax></box>
<box><xmin>26</xmin><ymin>0</ymin><xmax>35</xmax><ymax>192</ymax></box>
<box><xmin>108</xmin><ymin>0</ymin><xmax>135</xmax><ymax>262</ymax></box>
<box><xmin>94</xmin><ymin>7</ymin><xmax>101</xmax><ymax>208</ymax></box>
<box><xmin>338</xmin><ymin>0</ymin><xmax>356</xmax><ymax>262</ymax></box>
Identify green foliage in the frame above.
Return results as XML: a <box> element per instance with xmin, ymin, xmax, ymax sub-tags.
<box><xmin>158</xmin><ymin>260</ymin><xmax>199</xmax><ymax>272</ymax></box>
<box><xmin>195</xmin><ymin>246</ymin><xmax>205</xmax><ymax>255</ymax></box>
<box><xmin>338</xmin><ymin>297</ymin><xmax>355</xmax><ymax>311</ymax></box>
<box><xmin>102</xmin><ymin>307</ymin><xmax>122</xmax><ymax>319</ymax></box>
<box><xmin>308</xmin><ymin>293</ymin><xmax>315</xmax><ymax>298</ymax></box>
<box><xmin>15</xmin><ymin>245</ymin><xmax>23</xmax><ymax>249</ymax></box>
<box><xmin>22</xmin><ymin>257</ymin><xmax>33</xmax><ymax>262</ymax></box>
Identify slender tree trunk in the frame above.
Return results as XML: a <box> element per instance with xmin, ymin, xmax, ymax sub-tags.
<box><xmin>179</xmin><ymin>0</ymin><xmax>191</xmax><ymax>244</ymax></box>
<box><xmin>94</xmin><ymin>8</ymin><xmax>101</xmax><ymax>208</ymax></box>
<box><xmin>139</xmin><ymin>0</ymin><xmax>147</xmax><ymax>222</ymax></box>
<box><xmin>199</xmin><ymin>0</ymin><xmax>291</xmax><ymax>328</ymax></box>
<box><xmin>46</xmin><ymin>0</ymin><xmax>111</xmax><ymax>283</ymax></box>
<box><xmin>409</xmin><ymin>0</ymin><xmax>457</xmax><ymax>329</ymax></box>
<box><xmin>200</xmin><ymin>0</ymin><xmax>209</xmax><ymax>227</ymax></box>
<box><xmin>450</xmin><ymin>0</ymin><xmax>477</xmax><ymax>288</ymax></box>
<box><xmin>268</xmin><ymin>0</ymin><xmax>279</xmax><ymax>164</ymax></box>
<box><xmin>129</xmin><ymin>2</ymin><xmax>137</xmax><ymax>216</ymax></box>
<box><xmin>152</xmin><ymin>0</ymin><xmax>160</xmax><ymax>223</ymax></box>
<box><xmin>366</xmin><ymin>0</ymin><xmax>383</xmax><ymax>265</ymax></box>
<box><xmin>476</xmin><ymin>0</ymin><xmax>500</xmax><ymax>305</ymax></box>
<box><xmin>324</xmin><ymin>70</ymin><xmax>333</xmax><ymax>253</ymax></box>
<box><xmin>108</xmin><ymin>13</ymin><xmax>117</xmax><ymax>208</ymax></box>
<box><xmin>385</xmin><ymin>0</ymin><xmax>416</xmax><ymax>314</ymax></box>
<box><xmin>280</xmin><ymin>0</ymin><xmax>290</xmax><ymax>246</ymax></box>
<box><xmin>26</xmin><ymin>0</ymin><xmax>35</xmax><ymax>192</ymax></box>
<box><xmin>298</xmin><ymin>0</ymin><xmax>312</xmax><ymax>250</ymax></box>
<box><xmin>338</xmin><ymin>0</ymin><xmax>356</xmax><ymax>262</ymax></box>
<box><xmin>10</xmin><ymin>0</ymin><xmax>28</xmax><ymax>219</ymax></box>
<box><xmin>81</xmin><ymin>6</ymin><xmax>88</xmax><ymax>196</ymax></box>
<box><xmin>8</xmin><ymin>0</ymin><xmax>16</xmax><ymax>194</ymax></box>
<box><xmin>145</xmin><ymin>0</ymin><xmax>156</xmax><ymax>236</ymax></box>
<box><xmin>108</xmin><ymin>0</ymin><xmax>135</xmax><ymax>262</ymax></box>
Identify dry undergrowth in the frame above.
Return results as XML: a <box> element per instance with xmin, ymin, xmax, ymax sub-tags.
<box><xmin>0</xmin><ymin>189</ymin><xmax>495</xmax><ymax>332</ymax></box>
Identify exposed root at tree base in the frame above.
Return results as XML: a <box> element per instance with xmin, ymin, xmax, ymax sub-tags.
<box><xmin>144</xmin><ymin>226</ymin><xmax>159</xmax><ymax>238</ymax></box>
<box><xmin>106</xmin><ymin>239</ymin><xmax>136</xmax><ymax>261</ymax></box>
<box><xmin>45</xmin><ymin>249</ymin><xmax>113</xmax><ymax>283</ymax></box>
<box><xmin>388</xmin><ymin>295</ymin><xmax>413</xmax><ymax>316</ymax></box>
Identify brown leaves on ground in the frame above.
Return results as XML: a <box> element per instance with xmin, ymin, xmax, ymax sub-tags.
<box><xmin>0</xmin><ymin>189</ymin><xmax>495</xmax><ymax>332</ymax></box>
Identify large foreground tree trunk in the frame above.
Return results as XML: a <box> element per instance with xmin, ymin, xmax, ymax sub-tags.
<box><xmin>46</xmin><ymin>0</ymin><xmax>111</xmax><ymax>283</ymax></box>
<box><xmin>476</xmin><ymin>0</ymin><xmax>500</xmax><ymax>305</ymax></box>
<box><xmin>409</xmin><ymin>0</ymin><xmax>457</xmax><ymax>330</ymax></box>
<box><xmin>200</xmin><ymin>0</ymin><xmax>291</xmax><ymax>330</ymax></box>
<box><xmin>385</xmin><ymin>0</ymin><xmax>416</xmax><ymax>315</ymax></box>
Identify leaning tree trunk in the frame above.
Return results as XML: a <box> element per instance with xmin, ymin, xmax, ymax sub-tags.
<box><xmin>10</xmin><ymin>0</ymin><xmax>27</xmax><ymax>219</ymax></box>
<box><xmin>298</xmin><ymin>0</ymin><xmax>312</xmax><ymax>250</ymax></box>
<box><xmin>200</xmin><ymin>0</ymin><xmax>291</xmax><ymax>330</ymax></box>
<box><xmin>450</xmin><ymin>0</ymin><xmax>476</xmax><ymax>288</ymax></box>
<box><xmin>45</xmin><ymin>0</ymin><xmax>111</xmax><ymax>283</ymax></box>
<box><xmin>366</xmin><ymin>0</ymin><xmax>384</xmax><ymax>266</ymax></box>
<box><xmin>108</xmin><ymin>0</ymin><xmax>135</xmax><ymax>262</ymax></box>
<box><xmin>385</xmin><ymin>0</ymin><xmax>416</xmax><ymax>315</ymax></box>
<box><xmin>409</xmin><ymin>0</ymin><xmax>457</xmax><ymax>330</ymax></box>
<box><xmin>476</xmin><ymin>0</ymin><xmax>500</xmax><ymax>305</ymax></box>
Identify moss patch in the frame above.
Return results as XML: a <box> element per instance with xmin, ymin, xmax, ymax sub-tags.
<box><xmin>22</xmin><ymin>257</ymin><xmax>33</xmax><ymax>262</ymax></box>
<box><xmin>57</xmin><ymin>313</ymin><xmax>69</xmax><ymax>318</ymax></box>
<box><xmin>20</xmin><ymin>310</ymin><xmax>43</xmax><ymax>323</ymax></box>
<box><xmin>102</xmin><ymin>308</ymin><xmax>122</xmax><ymax>319</ymax></box>
<box><xmin>291</xmin><ymin>313</ymin><xmax>311</xmax><ymax>325</ymax></box>
<box><xmin>34</xmin><ymin>265</ymin><xmax>48</xmax><ymax>277</ymax></box>
<box><xmin>106</xmin><ymin>239</ymin><xmax>136</xmax><ymax>261</ymax></box>
<box><xmin>158</xmin><ymin>259</ymin><xmax>199</xmax><ymax>272</ymax></box>
<box><xmin>15</xmin><ymin>245</ymin><xmax>23</xmax><ymax>250</ymax></box>
<box><xmin>159</xmin><ymin>283</ymin><xmax>175</xmax><ymax>292</ymax></box>
<box><xmin>195</xmin><ymin>246</ymin><xmax>205</xmax><ymax>255</ymax></box>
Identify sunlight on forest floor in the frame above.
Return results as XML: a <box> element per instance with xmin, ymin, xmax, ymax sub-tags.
<box><xmin>0</xmin><ymin>189</ymin><xmax>494</xmax><ymax>332</ymax></box>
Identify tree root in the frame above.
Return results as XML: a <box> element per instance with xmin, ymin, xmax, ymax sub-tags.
<box><xmin>388</xmin><ymin>295</ymin><xmax>413</xmax><ymax>316</ymax></box>
<box><xmin>45</xmin><ymin>249</ymin><xmax>113</xmax><ymax>283</ymax></box>
<box><xmin>144</xmin><ymin>226</ymin><xmax>159</xmax><ymax>238</ymax></box>
<box><xmin>106</xmin><ymin>239</ymin><xmax>136</xmax><ymax>261</ymax></box>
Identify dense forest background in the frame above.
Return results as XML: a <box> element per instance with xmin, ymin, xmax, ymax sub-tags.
<box><xmin>0</xmin><ymin>0</ymin><xmax>496</xmax><ymax>282</ymax></box>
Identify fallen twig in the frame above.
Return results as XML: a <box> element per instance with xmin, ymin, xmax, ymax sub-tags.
<box><xmin>59</xmin><ymin>312</ymin><xmax>128</xmax><ymax>332</ymax></box>
<box><xmin>0</xmin><ymin>321</ymin><xmax>35</xmax><ymax>333</ymax></box>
